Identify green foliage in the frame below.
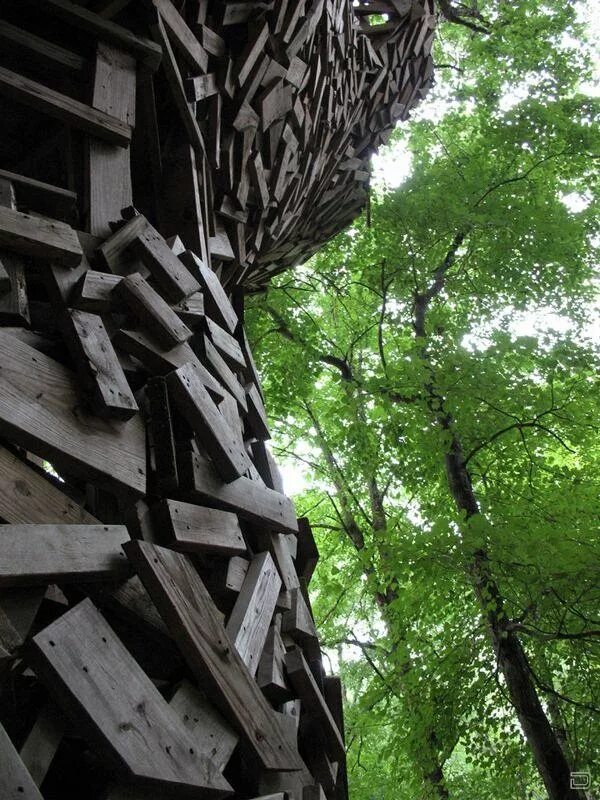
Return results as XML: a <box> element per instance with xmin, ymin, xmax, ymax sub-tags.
<box><xmin>248</xmin><ymin>3</ymin><xmax>599</xmax><ymax>797</ymax></box>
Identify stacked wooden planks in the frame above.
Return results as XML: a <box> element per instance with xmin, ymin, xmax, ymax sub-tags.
<box><xmin>0</xmin><ymin>2</ymin><xmax>435</xmax><ymax>798</ymax></box>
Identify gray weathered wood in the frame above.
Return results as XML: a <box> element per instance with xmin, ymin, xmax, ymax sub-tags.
<box><xmin>114</xmin><ymin>273</ymin><xmax>193</xmax><ymax>349</ymax></box>
<box><xmin>30</xmin><ymin>599</ymin><xmax>231</xmax><ymax>796</ymax></box>
<box><xmin>167</xmin><ymin>361</ymin><xmax>252</xmax><ymax>482</ymax></box>
<box><xmin>0</xmin><ymin>332</ymin><xmax>146</xmax><ymax>494</ymax></box>
<box><xmin>0</xmin><ymin>720</ymin><xmax>44</xmax><ymax>800</ymax></box>
<box><xmin>180</xmin><ymin>251</ymin><xmax>238</xmax><ymax>333</ymax></box>
<box><xmin>226</xmin><ymin>551</ymin><xmax>281</xmax><ymax>675</ymax></box>
<box><xmin>0</xmin><ymin>524</ymin><xmax>130</xmax><ymax>587</ymax></box>
<box><xmin>206</xmin><ymin>317</ymin><xmax>246</xmax><ymax>370</ymax></box>
<box><xmin>0</xmin><ymin>205</ymin><xmax>82</xmax><ymax>266</ymax></box>
<box><xmin>72</xmin><ymin>269</ymin><xmax>121</xmax><ymax>312</ymax></box>
<box><xmin>156</xmin><ymin>499</ymin><xmax>246</xmax><ymax>556</ymax></box>
<box><xmin>19</xmin><ymin>702</ymin><xmax>65</xmax><ymax>787</ymax></box>
<box><xmin>125</xmin><ymin>541</ymin><xmax>303</xmax><ymax>772</ymax></box>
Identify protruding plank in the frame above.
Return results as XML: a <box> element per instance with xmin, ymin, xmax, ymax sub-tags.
<box><xmin>146</xmin><ymin>377</ymin><xmax>179</xmax><ymax>494</ymax></box>
<box><xmin>30</xmin><ymin>600</ymin><xmax>231</xmax><ymax>796</ymax></box>
<box><xmin>0</xmin><ymin>445</ymin><xmax>99</xmax><ymax>525</ymax></box>
<box><xmin>167</xmin><ymin>361</ymin><xmax>252</xmax><ymax>482</ymax></box>
<box><xmin>19</xmin><ymin>702</ymin><xmax>65</xmax><ymax>787</ymax></box>
<box><xmin>114</xmin><ymin>273</ymin><xmax>193</xmax><ymax>349</ymax></box>
<box><xmin>170</xmin><ymin>681</ymin><xmax>239</xmax><ymax>772</ymax></box>
<box><xmin>0</xmin><ymin>205</ymin><xmax>82</xmax><ymax>266</ymax></box>
<box><xmin>0</xmin><ymin>66</ymin><xmax>132</xmax><ymax>147</ymax></box>
<box><xmin>64</xmin><ymin>310</ymin><xmax>139</xmax><ymax>420</ymax></box>
<box><xmin>0</xmin><ymin>525</ymin><xmax>130</xmax><ymax>587</ymax></box>
<box><xmin>285</xmin><ymin>647</ymin><xmax>345</xmax><ymax>761</ymax></box>
<box><xmin>125</xmin><ymin>541</ymin><xmax>303</xmax><ymax>772</ymax></box>
<box><xmin>156</xmin><ymin>499</ymin><xmax>246</xmax><ymax>556</ymax></box>
<box><xmin>97</xmin><ymin>215</ymin><xmax>148</xmax><ymax>273</ymax></box>
<box><xmin>132</xmin><ymin>217</ymin><xmax>201</xmax><ymax>301</ymax></box>
<box><xmin>205</xmin><ymin>317</ymin><xmax>246</xmax><ymax>370</ymax></box>
<box><xmin>282</xmin><ymin>587</ymin><xmax>318</xmax><ymax>645</ymax></box>
<box><xmin>179</xmin><ymin>451</ymin><xmax>299</xmax><ymax>534</ymax></box>
<box><xmin>245</xmin><ymin>382</ymin><xmax>270</xmax><ymax>440</ymax></box>
<box><xmin>72</xmin><ymin>269</ymin><xmax>121</xmax><ymax>312</ymax></box>
<box><xmin>258</xmin><ymin>620</ymin><xmax>291</xmax><ymax>703</ymax></box>
<box><xmin>180</xmin><ymin>251</ymin><xmax>238</xmax><ymax>333</ymax></box>
<box><xmin>226</xmin><ymin>552</ymin><xmax>281</xmax><ymax>675</ymax></box>
<box><xmin>296</xmin><ymin>518</ymin><xmax>319</xmax><ymax>585</ymax></box>
<box><xmin>202</xmin><ymin>335</ymin><xmax>247</xmax><ymax>412</ymax></box>
<box><xmin>153</xmin><ymin>0</ymin><xmax>209</xmax><ymax>73</ymax></box>
<box><xmin>0</xmin><ymin>333</ymin><xmax>146</xmax><ymax>494</ymax></box>
<box><xmin>0</xmin><ymin>720</ymin><xmax>44</xmax><ymax>800</ymax></box>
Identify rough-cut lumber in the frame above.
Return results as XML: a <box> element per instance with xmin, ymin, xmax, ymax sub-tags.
<box><xmin>0</xmin><ymin>169</ymin><xmax>77</xmax><ymax>221</ymax></box>
<box><xmin>258</xmin><ymin>619</ymin><xmax>290</xmax><ymax>703</ymax></box>
<box><xmin>285</xmin><ymin>647</ymin><xmax>345</xmax><ymax>761</ymax></box>
<box><xmin>182</xmin><ymin>252</ymin><xmax>238</xmax><ymax>333</ymax></box>
<box><xmin>0</xmin><ymin>524</ymin><xmax>130</xmax><ymax>587</ymax></box>
<box><xmin>0</xmin><ymin>332</ymin><xmax>146</xmax><ymax>494</ymax></box>
<box><xmin>0</xmin><ymin>206</ymin><xmax>82</xmax><ymax>266</ymax></box>
<box><xmin>170</xmin><ymin>681</ymin><xmax>239</xmax><ymax>772</ymax></box>
<box><xmin>167</xmin><ymin>361</ymin><xmax>252</xmax><ymax>482</ymax></box>
<box><xmin>226</xmin><ymin>551</ymin><xmax>281</xmax><ymax>675</ymax></box>
<box><xmin>0</xmin><ymin>720</ymin><xmax>44</xmax><ymax>800</ymax></box>
<box><xmin>0</xmin><ymin>66</ymin><xmax>132</xmax><ymax>148</ymax></box>
<box><xmin>30</xmin><ymin>599</ymin><xmax>231</xmax><ymax>796</ymax></box>
<box><xmin>155</xmin><ymin>499</ymin><xmax>246</xmax><ymax>556</ymax></box>
<box><xmin>179</xmin><ymin>451</ymin><xmax>299</xmax><ymax>534</ymax></box>
<box><xmin>125</xmin><ymin>541</ymin><xmax>303</xmax><ymax>772</ymax></box>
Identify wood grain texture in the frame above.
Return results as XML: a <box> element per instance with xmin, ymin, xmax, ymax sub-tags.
<box><xmin>0</xmin><ymin>524</ymin><xmax>130</xmax><ymax>587</ymax></box>
<box><xmin>0</xmin><ymin>720</ymin><xmax>43</xmax><ymax>800</ymax></box>
<box><xmin>125</xmin><ymin>541</ymin><xmax>303</xmax><ymax>772</ymax></box>
<box><xmin>0</xmin><ymin>332</ymin><xmax>146</xmax><ymax>494</ymax></box>
<box><xmin>0</xmin><ymin>205</ymin><xmax>82</xmax><ymax>266</ymax></box>
<box><xmin>156</xmin><ymin>499</ymin><xmax>246</xmax><ymax>556</ymax></box>
<box><xmin>30</xmin><ymin>599</ymin><xmax>231</xmax><ymax>796</ymax></box>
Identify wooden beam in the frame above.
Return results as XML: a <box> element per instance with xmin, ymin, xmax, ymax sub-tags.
<box><xmin>125</xmin><ymin>541</ymin><xmax>304</xmax><ymax>772</ymax></box>
<box><xmin>0</xmin><ymin>720</ymin><xmax>44</xmax><ymax>800</ymax></box>
<box><xmin>179</xmin><ymin>451</ymin><xmax>299</xmax><ymax>535</ymax></box>
<box><xmin>0</xmin><ymin>66</ymin><xmax>132</xmax><ymax>148</ymax></box>
<box><xmin>0</xmin><ymin>206</ymin><xmax>82</xmax><ymax>266</ymax></box>
<box><xmin>0</xmin><ymin>19</ymin><xmax>86</xmax><ymax>73</ymax></box>
<box><xmin>226</xmin><ymin>551</ymin><xmax>281</xmax><ymax>675</ymax></box>
<box><xmin>0</xmin><ymin>332</ymin><xmax>146</xmax><ymax>495</ymax></box>
<box><xmin>30</xmin><ymin>599</ymin><xmax>232</xmax><ymax>796</ymax></box>
<box><xmin>155</xmin><ymin>499</ymin><xmax>247</xmax><ymax>556</ymax></box>
<box><xmin>153</xmin><ymin>0</ymin><xmax>209</xmax><ymax>74</ymax></box>
<box><xmin>0</xmin><ymin>524</ymin><xmax>130</xmax><ymax>587</ymax></box>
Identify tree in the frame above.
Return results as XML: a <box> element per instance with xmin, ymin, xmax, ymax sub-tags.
<box><xmin>247</xmin><ymin>2</ymin><xmax>599</xmax><ymax>796</ymax></box>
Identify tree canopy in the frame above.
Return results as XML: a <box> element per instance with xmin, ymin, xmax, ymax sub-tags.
<box><xmin>247</xmin><ymin>2</ymin><xmax>599</xmax><ymax>798</ymax></box>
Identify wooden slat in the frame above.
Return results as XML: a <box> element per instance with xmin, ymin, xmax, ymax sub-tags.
<box><xmin>181</xmin><ymin>251</ymin><xmax>238</xmax><ymax>333</ymax></box>
<box><xmin>206</xmin><ymin>317</ymin><xmax>246</xmax><ymax>370</ymax></box>
<box><xmin>201</xmin><ymin>335</ymin><xmax>248</xmax><ymax>412</ymax></box>
<box><xmin>226</xmin><ymin>551</ymin><xmax>281</xmax><ymax>675</ymax></box>
<box><xmin>114</xmin><ymin>273</ymin><xmax>193</xmax><ymax>349</ymax></box>
<box><xmin>258</xmin><ymin>619</ymin><xmax>290</xmax><ymax>702</ymax></box>
<box><xmin>0</xmin><ymin>720</ymin><xmax>44</xmax><ymax>800</ymax></box>
<box><xmin>125</xmin><ymin>541</ymin><xmax>303</xmax><ymax>772</ymax></box>
<box><xmin>0</xmin><ymin>66</ymin><xmax>132</xmax><ymax>147</ymax></box>
<box><xmin>30</xmin><ymin>599</ymin><xmax>231</xmax><ymax>796</ymax></box>
<box><xmin>0</xmin><ymin>19</ymin><xmax>86</xmax><ymax>72</ymax></box>
<box><xmin>170</xmin><ymin>681</ymin><xmax>239</xmax><ymax>772</ymax></box>
<box><xmin>156</xmin><ymin>499</ymin><xmax>246</xmax><ymax>556</ymax></box>
<box><xmin>285</xmin><ymin>647</ymin><xmax>345</xmax><ymax>761</ymax></box>
<box><xmin>0</xmin><ymin>332</ymin><xmax>146</xmax><ymax>494</ymax></box>
<box><xmin>179</xmin><ymin>451</ymin><xmax>299</xmax><ymax>535</ymax></box>
<box><xmin>36</xmin><ymin>0</ymin><xmax>162</xmax><ymax>70</ymax></box>
<box><xmin>153</xmin><ymin>0</ymin><xmax>209</xmax><ymax>73</ymax></box>
<box><xmin>0</xmin><ymin>205</ymin><xmax>82</xmax><ymax>266</ymax></box>
<box><xmin>63</xmin><ymin>309</ymin><xmax>139</xmax><ymax>420</ymax></box>
<box><xmin>72</xmin><ymin>269</ymin><xmax>121</xmax><ymax>312</ymax></box>
<box><xmin>0</xmin><ymin>524</ymin><xmax>130</xmax><ymax>587</ymax></box>
<box><xmin>167</xmin><ymin>361</ymin><xmax>252</xmax><ymax>482</ymax></box>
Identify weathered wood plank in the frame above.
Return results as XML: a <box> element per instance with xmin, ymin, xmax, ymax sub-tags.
<box><xmin>206</xmin><ymin>317</ymin><xmax>246</xmax><ymax>370</ymax></box>
<box><xmin>258</xmin><ymin>619</ymin><xmax>291</xmax><ymax>703</ymax></box>
<box><xmin>63</xmin><ymin>309</ymin><xmax>139</xmax><ymax>420</ymax></box>
<box><xmin>72</xmin><ymin>269</ymin><xmax>121</xmax><ymax>312</ymax></box>
<box><xmin>0</xmin><ymin>720</ymin><xmax>44</xmax><ymax>800</ymax></box>
<box><xmin>19</xmin><ymin>702</ymin><xmax>65</xmax><ymax>787</ymax></box>
<box><xmin>180</xmin><ymin>251</ymin><xmax>238</xmax><ymax>333</ymax></box>
<box><xmin>285</xmin><ymin>647</ymin><xmax>345</xmax><ymax>761</ymax></box>
<box><xmin>0</xmin><ymin>169</ymin><xmax>78</xmax><ymax>221</ymax></box>
<box><xmin>114</xmin><ymin>272</ymin><xmax>193</xmax><ymax>349</ymax></box>
<box><xmin>0</xmin><ymin>524</ymin><xmax>130</xmax><ymax>587</ymax></box>
<box><xmin>201</xmin><ymin>335</ymin><xmax>248</xmax><ymax>412</ymax></box>
<box><xmin>167</xmin><ymin>361</ymin><xmax>252</xmax><ymax>482</ymax></box>
<box><xmin>170</xmin><ymin>681</ymin><xmax>239</xmax><ymax>772</ymax></box>
<box><xmin>133</xmin><ymin>219</ymin><xmax>201</xmax><ymax>302</ymax></box>
<box><xmin>226</xmin><ymin>551</ymin><xmax>281</xmax><ymax>675</ymax></box>
<box><xmin>153</xmin><ymin>0</ymin><xmax>209</xmax><ymax>73</ymax></box>
<box><xmin>0</xmin><ymin>66</ymin><xmax>132</xmax><ymax>147</ymax></box>
<box><xmin>0</xmin><ymin>19</ymin><xmax>85</xmax><ymax>73</ymax></box>
<box><xmin>0</xmin><ymin>205</ymin><xmax>82</xmax><ymax>266</ymax></box>
<box><xmin>125</xmin><ymin>541</ymin><xmax>303</xmax><ymax>772</ymax></box>
<box><xmin>156</xmin><ymin>499</ymin><xmax>246</xmax><ymax>556</ymax></box>
<box><xmin>0</xmin><ymin>332</ymin><xmax>146</xmax><ymax>494</ymax></box>
<box><xmin>179</xmin><ymin>451</ymin><xmax>299</xmax><ymax>535</ymax></box>
<box><xmin>30</xmin><ymin>599</ymin><xmax>231</xmax><ymax>796</ymax></box>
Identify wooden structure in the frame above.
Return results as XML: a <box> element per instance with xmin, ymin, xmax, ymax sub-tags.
<box><xmin>0</xmin><ymin>1</ymin><xmax>435</xmax><ymax>798</ymax></box>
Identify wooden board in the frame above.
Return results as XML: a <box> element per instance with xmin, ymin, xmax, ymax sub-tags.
<box><xmin>0</xmin><ymin>524</ymin><xmax>130</xmax><ymax>587</ymax></box>
<box><xmin>125</xmin><ymin>541</ymin><xmax>303</xmax><ymax>772</ymax></box>
<box><xmin>155</xmin><ymin>499</ymin><xmax>247</xmax><ymax>556</ymax></box>
<box><xmin>179</xmin><ymin>450</ymin><xmax>299</xmax><ymax>534</ymax></box>
<box><xmin>0</xmin><ymin>332</ymin><xmax>146</xmax><ymax>494</ymax></box>
<box><xmin>30</xmin><ymin>599</ymin><xmax>231</xmax><ymax>796</ymax></box>
<box><xmin>226</xmin><ymin>551</ymin><xmax>281</xmax><ymax>675</ymax></box>
<box><xmin>0</xmin><ymin>720</ymin><xmax>44</xmax><ymax>800</ymax></box>
<box><xmin>0</xmin><ymin>205</ymin><xmax>82</xmax><ymax>266</ymax></box>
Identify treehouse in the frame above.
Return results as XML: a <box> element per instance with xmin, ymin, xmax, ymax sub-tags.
<box><xmin>0</xmin><ymin>2</ymin><xmax>435</xmax><ymax>798</ymax></box>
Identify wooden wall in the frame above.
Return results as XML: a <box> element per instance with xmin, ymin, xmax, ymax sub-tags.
<box><xmin>0</xmin><ymin>2</ymin><xmax>435</xmax><ymax>798</ymax></box>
